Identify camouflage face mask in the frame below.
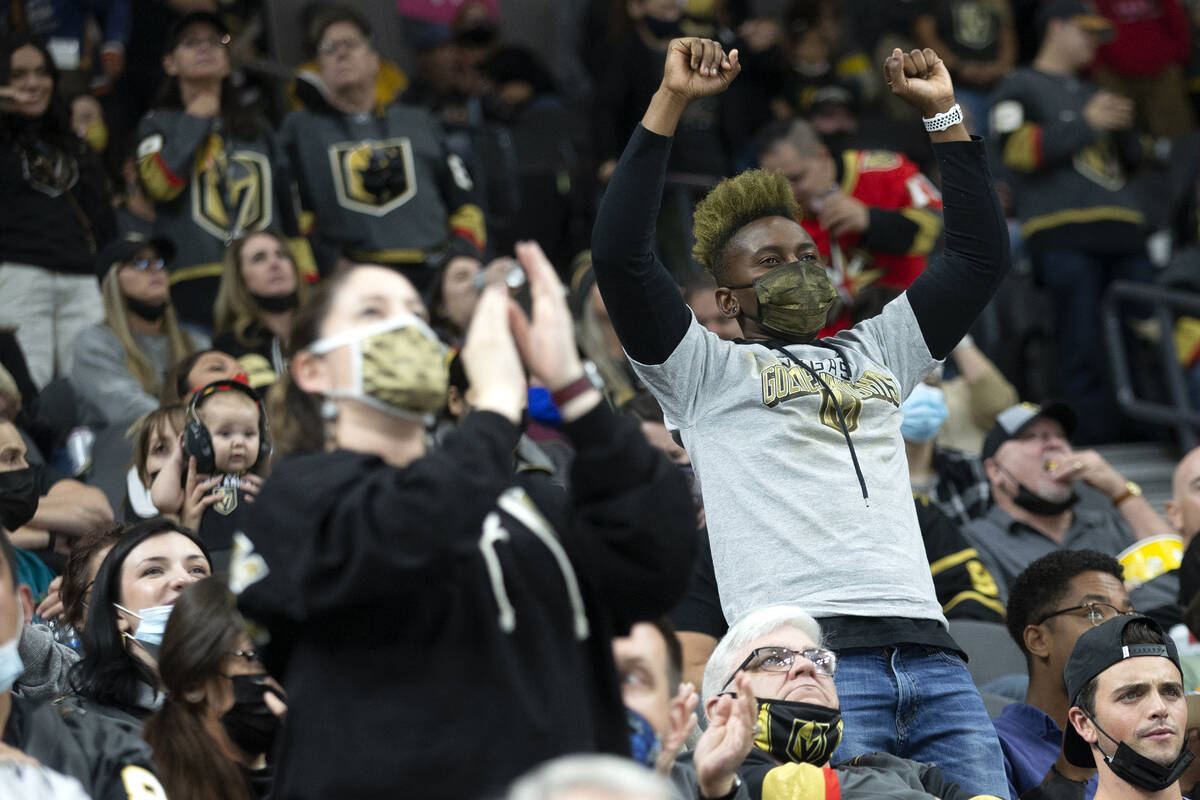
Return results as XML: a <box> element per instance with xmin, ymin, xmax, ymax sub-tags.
<box><xmin>308</xmin><ymin>314</ymin><xmax>448</xmax><ymax>421</ymax></box>
<box><xmin>730</xmin><ymin>261</ymin><xmax>837</xmax><ymax>343</ymax></box>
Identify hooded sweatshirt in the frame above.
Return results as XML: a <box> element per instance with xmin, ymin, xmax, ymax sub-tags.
<box><xmin>235</xmin><ymin>403</ymin><xmax>696</xmax><ymax>799</ymax></box>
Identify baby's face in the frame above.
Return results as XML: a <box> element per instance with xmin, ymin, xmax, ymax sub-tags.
<box><xmin>198</xmin><ymin>393</ymin><xmax>260</xmax><ymax>474</ymax></box>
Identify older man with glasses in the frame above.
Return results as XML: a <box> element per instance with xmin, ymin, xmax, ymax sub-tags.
<box><xmin>690</xmin><ymin>604</ymin><xmax>1003</xmax><ymax>799</ymax></box>
<box><xmin>992</xmin><ymin>549</ymin><xmax>1138</xmax><ymax>800</ymax></box>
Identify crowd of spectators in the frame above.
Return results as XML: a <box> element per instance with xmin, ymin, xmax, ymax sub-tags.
<box><xmin>1</xmin><ymin>0</ymin><xmax>1200</xmax><ymax>798</ymax></box>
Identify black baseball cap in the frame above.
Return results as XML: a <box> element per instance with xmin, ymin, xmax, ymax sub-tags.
<box><xmin>981</xmin><ymin>401</ymin><xmax>1078</xmax><ymax>461</ymax></box>
<box><xmin>95</xmin><ymin>232</ymin><xmax>176</xmax><ymax>279</ymax></box>
<box><xmin>1036</xmin><ymin>0</ymin><xmax>1114</xmax><ymax>41</ymax></box>
<box><xmin>165</xmin><ymin>12</ymin><xmax>230</xmax><ymax>53</ymax></box>
<box><xmin>1062</xmin><ymin>615</ymin><xmax>1181</xmax><ymax>767</ymax></box>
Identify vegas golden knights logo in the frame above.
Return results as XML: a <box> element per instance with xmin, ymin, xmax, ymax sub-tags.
<box><xmin>754</xmin><ymin>703</ymin><xmax>844</xmax><ymax>764</ymax></box>
<box><xmin>760</xmin><ymin>363</ymin><xmax>899</xmax><ymax>433</ymax></box>
<box><xmin>212</xmin><ymin>485</ymin><xmax>237</xmax><ymax>516</ymax></box>
<box><xmin>1074</xmin><ymin>138</ymin><xmax>1125</xmax><ymax>191</ymax></box>
<box><xmin>191</xmin><ymin>140</ymin><xmax>272</xmax><ymax>240</ymax></box>
<box><xmin>329</xmin><ymin>137</ymin><xmax>417</xmax><ymax>217</ymax></box>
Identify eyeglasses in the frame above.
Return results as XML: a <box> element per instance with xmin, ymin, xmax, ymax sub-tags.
<box><xmin>318</xmin><ymin>37</ymin><xmax>367</xmax><ymax>56</ymax></box>
<box><xmin>720</xmin><ymin>645</ymin><xmax>837</xmax><ymax>692</ymax></box>
<box><xmin>179</xmin><ymin>34</ymin><xmax>230</xmax><ymax>50</ymax></box>
<box><xmin>1036</xmin><ymin>601</ymin><xmax>1137</xmax><ymax>627</ymax></box>
<box><xmin>123</xmin><ymin>258</ymin><xmax>166</xmax><ymax>271</ymax></box>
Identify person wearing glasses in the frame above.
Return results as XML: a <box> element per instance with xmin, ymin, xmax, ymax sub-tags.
<box><xmin>136</xmin><ymin>11</ymin><xmax>298</xmax><ymax>330</ymax></box>
<box><xmin>994</xmin><ymin>549</ymin><xmax>1135</xmax><ymax>800</ymax></box>
<box><xmin>71</xmin><ymin>232</ymin><xmax>207</xmax><ymax>427</ymax></box>
<box><xmin>963</xmin><ymin>402</ymin><xmax>1176</xmax><ymax>599</ymax></box>
<box><xmin>698</xmin><ymin>605</ymin><xmax>990</xmax><ymax>799</ymax></box>
<box><xmin>144</xmin><ymin>577</ymin><xmax>284</xmax><ymax>800</ymax></box>
<box><xmin>279</xmin><ymin>5</ymin><xmax>485</xmax><ymax>285</ymax></box>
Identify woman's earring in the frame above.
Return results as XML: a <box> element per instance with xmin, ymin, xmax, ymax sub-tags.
<box><xmin>320</xmin><ymin>398</ymin><xmax>339</xmax><ymax>422</ymax></box>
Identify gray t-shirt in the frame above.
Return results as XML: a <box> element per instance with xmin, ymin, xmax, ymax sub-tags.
<box><xmin>629</xmin><ymin>293</ymin><xmax>945</xmax><ymax>626</ymax></box>
<box><xmin>71</xmin><ymin>324</ymin><xmax>209</xmax><ymax>426</ymax></box>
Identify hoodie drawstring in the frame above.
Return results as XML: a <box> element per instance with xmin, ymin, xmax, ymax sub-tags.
<box><xmin>773</xmin><ymin>346</ymin><xmax>870</xmax><ymax>507</ymax></box>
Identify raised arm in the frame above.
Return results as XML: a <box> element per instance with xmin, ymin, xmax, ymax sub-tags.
<box><xmin>883</xmin><ymin>48</ymin><xmax>1010</xmax><ymax>360</ymax></box>
<box><xmin>590</xmin><ymin>39</ymin><xmax>740</xmax><ymax>366</ymax></box>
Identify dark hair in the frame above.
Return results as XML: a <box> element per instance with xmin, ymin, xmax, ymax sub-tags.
<box><xmin>424</xmin><ymin>242</ymin><xmax>484</xmax><ymax>342</ymax></box>
<box><xmin>162</xmin><ymin>349</ymin><xmax>235</xmax><ymax>405</ymax></box>
<box><xmin>60</xmin><ymin>523</ymin><xmax>127</xmax><ymax>630</ymax></box>
<box><xmin>268</xmin><ymin>265</ymin><xmax>363</xmax><ymax>456</ymax></box>
<box><xmin>1075</xmin><ymin>619</ymin><xmax>1167</xmax><ymax>715</ymax></box>
<box><xmin>651</xmin><ymin>617</ymin><xmax>683</xmax><ymax>696</ymax></box>
<box><xmin>308</xmin><ymin>4</ymin><xmax>373</xmax><ymax>58</ymax></box>
<box><xmin>0</xmin><ymin>525</ymin><xmax>17</xmax><ymax>591</ymax></box>
<box><xmin>152</xmin><ymin>20</ymin><xmax>263</xmax><ymax>143</ymax></box>
<box><xmin>0</xmin><ymin>34</ymin><xmax>76</xmax><ymax>152</ymax></box>
<box><xmin>1006</xmin><ymin>550</ymin><xmax>1125</xmax><ymax>659</ymax></box>
<box><xmin>69</xmin><ymin>518</ymin><xmax>212</xmax><ymax>713</ymax></box>
<box><xmin>143</xmin><ymin>578</ymin><xmax>253</xmax><ymax>800</ymax></box>
<box><xmin>152</xmin><ymin>77</ymin><xmax>263</xmax><ymax>143</ymax></box>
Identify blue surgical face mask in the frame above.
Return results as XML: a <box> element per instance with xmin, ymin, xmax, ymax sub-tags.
<box><xmin>114</xmin><ymin>603</ymin><xmax>173</xmax><ymax>648</ymax></box>
<box><xmin>0</xmin><ymin>596</ymin><xmax>25</xmax><ymax>693</ymax></box>
<box><xmin>625</xmin><ymin>707</ymin><xmax>661</xmax><ymax>768</ymax></box>
<box><xmin>900</xmin><ymin>383</ymin><xmax>948</xmax><ymax>443</ymax></box>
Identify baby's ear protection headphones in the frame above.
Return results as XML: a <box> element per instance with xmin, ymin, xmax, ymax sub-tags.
<box><xmin>184</xmin><ymin>379</ymin><xmax>272</xmax><ymax>474</ymax></box>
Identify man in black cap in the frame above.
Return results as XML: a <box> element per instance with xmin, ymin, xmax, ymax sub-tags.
<box><xmin>962</xmin><ymin>402</ymin><xmax>1175</xmax><ymax>597</ymax></box>
<box><xmin>1038</xmin><ymin>615</ymin><xmax>1200</xmax><ymax>800</ymax></box>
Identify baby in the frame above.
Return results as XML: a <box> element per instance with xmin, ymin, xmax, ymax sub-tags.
<box><xmin>151</xmin><ymin>381</ymin><xmax>266</xmax><ymax>572</ymax></box>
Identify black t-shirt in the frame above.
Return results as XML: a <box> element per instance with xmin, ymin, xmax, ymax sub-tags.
<box><xmin>667</xmin><ymin>499</ymin><xmax>979</xmax><ymax>655</ymax></box>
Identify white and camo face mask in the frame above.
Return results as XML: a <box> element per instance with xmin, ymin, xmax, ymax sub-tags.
<box><xmin>308</xmin><ymin>314</ymin><xmax>448</xmax><ymax>421</ymax></box>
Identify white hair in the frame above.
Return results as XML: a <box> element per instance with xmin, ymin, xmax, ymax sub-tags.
<box><xmin>701</xmin><ymin>605</ymin><xmax>825</xmax><ymax>702</ymax></box>
<box><xmin>507</xmin><ymin>755</ymin><xmax>674</xmax><ymax>800</ymax></box>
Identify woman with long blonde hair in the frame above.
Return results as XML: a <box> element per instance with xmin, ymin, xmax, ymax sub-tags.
<box><xmin>70</xmin><ymin>232</ymin><xmax>206</xmax><ymax>425</ymax></box>
<box><xmin>212</xmin><ymin>231</ymin><xmax>309</xmax><ymax>394</ymax></box>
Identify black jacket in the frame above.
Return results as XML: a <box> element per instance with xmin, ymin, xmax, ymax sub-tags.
<box><xmin>0</xmin><ymin>121</ymin><xmax>115</xmax><ymax>274</ymax></box>
<box><xmin>2</xmin><ymin>694</ymin><xmax>165</xmax><ymax>800</ymax></box>
<box><xmin>236</xmin><ymin>404</ymin><xmax>696</xmax><ymax>799</ymax></box>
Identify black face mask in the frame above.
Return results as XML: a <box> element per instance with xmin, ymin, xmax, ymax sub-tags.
<box><xmin>0</xmin><ymin>466</ymin><xmax>39</xmax><ymax>531</ymax></box>
<box><xmin>642</xmin><ymin>16</ymin><xmax>681</xmax><ymax>39</ymax></box>
<box><xmin>221</xmin><ymin>675</ymin><xmax>282</xmax><ymax>756</ymax></box>
<box><xmin>250</xmin><ymin>292</ymin><xmax>299</xmax><ymax>313</ymax></box>
<box><xmin>754</xmin><ymin>698</ymin><xmax>843</xmax><ymax>765</ymax></box>
<box><xmin>1091</xmin><ymin>714</ymin><xmax>1195</xmax><ymax>792</ymax></box>
<box><xmin>999</xmin><ymin>465</ymin><xmax>1079</xmax><ymax>516</ymax></box>
<box><xmin>125</xmin><ymin>296</ymin><xmax>167</xmax><ymax>322</ymax></box>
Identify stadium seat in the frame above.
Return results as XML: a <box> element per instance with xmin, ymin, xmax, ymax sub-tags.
<box><xmin>948</xmin><ymin>619</ymin><xmax>1027</xmax><ymax>688</ymax></box>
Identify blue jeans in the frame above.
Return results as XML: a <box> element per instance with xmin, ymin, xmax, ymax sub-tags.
<box><xmin>831</xmin><ymin>646</ymin><xmax>1009</xmax><ymax>798</ymax></box>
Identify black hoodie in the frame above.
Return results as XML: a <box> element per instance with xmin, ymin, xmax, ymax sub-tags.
<box><xmin>235</xmin><ymin>403</ymin><xmax>696</xmax><ymax>799</ymax></box>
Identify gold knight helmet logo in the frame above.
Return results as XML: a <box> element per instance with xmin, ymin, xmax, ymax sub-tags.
<box><xmin>754</xmin><ymin>701</ymin><xmax>844</xmax><ymax>765</ymax></box>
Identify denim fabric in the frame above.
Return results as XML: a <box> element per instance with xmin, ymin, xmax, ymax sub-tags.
<box><xmin>831</xmin><ymin>645</ymin><xmax>1009</xmax><ymax>798</ymax></box>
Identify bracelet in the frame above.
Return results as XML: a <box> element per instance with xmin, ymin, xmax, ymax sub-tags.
<box><xmin>923</xmin><ymin>103</ymin><xmax>963</xmax><ymax>132</ymax></box>
<box><xmin>550</xmin><ymin>375</ymin><xmax>594</xmax><ymax>407</ymax></box>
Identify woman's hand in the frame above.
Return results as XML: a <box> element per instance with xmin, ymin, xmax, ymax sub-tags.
<box><xmin>507</xmin><ymin>241</ymin><xmax>584</xmax><ymax>391</ymax></box>
<box><xmin>239</xmin><ymin>473</ymin><xmax>264</xmax><ymax>504</ymax></box>
<box><xmin>35</xmin><ymin>576</ymin><xmax>63</xmax><ymax>622</ymax></box>
<box><xmin>461</xmin><ymin>280</ymin><xmax>526</xmax><ymax>425</ymax></box>
<box><xmin>180</xmin><ymin>457</ymin><xmax>220</xmax><ymax>530</ymax></box>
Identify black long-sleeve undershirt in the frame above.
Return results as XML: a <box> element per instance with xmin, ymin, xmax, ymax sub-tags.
<box><xmin>590</xmin><ymin>124</ymin><xmax>1009</xmax><ymax>364</ymax></box>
